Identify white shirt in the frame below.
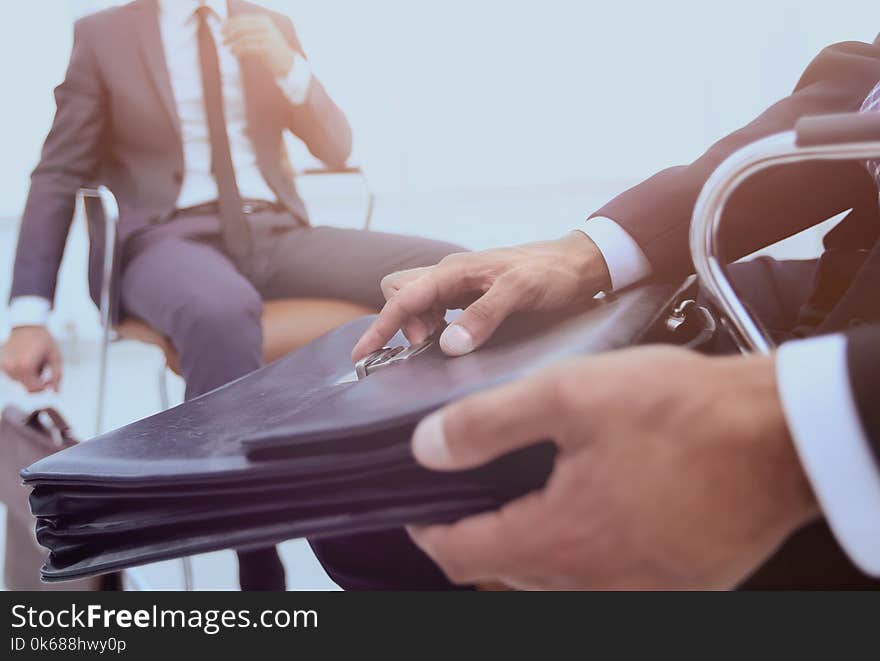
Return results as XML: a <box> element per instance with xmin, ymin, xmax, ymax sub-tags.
<box><xmin>9</xmin><ymin>0</ymin><xmax>313</xmax><ymax>326</ymax></box>
<box><xmin>161</xmin><ymin>0</ymin><xmax>311</xmax><ymax>209</ymax></box>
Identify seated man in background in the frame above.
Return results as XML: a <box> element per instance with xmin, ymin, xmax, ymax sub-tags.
<box><xmin>1</xmin><ymin>0</ymin><xmax>459</xmax><ymax>590</ymax></box>
<box><xmin>355</xmin><ymin>37</ymin><xmax>880</xmax><ymax>587</ymax></box>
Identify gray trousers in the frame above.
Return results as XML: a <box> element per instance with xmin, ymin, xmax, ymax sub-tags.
<box><xmin>120</xmin><ymin>213</ymin><xmax>462</xmax><ymax>400</ymax></box>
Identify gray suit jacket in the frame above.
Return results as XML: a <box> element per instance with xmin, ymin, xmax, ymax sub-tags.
<box><xmin>10</xmin><ymin>0</ymin><xmax>352</xmax><ymax>305</ymax></box>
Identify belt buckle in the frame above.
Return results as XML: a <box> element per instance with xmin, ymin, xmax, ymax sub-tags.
<box><xmin>354</xmin><ymin>335</ymin><xmax>437</xmax><ymax>380</ymax></box>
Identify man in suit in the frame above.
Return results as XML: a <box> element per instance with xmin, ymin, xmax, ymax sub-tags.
<box><xmin>1</xmin><ymin>0</ymin><xmax>459</xmax><ymax>590</ymax></box>
<box><xmin>354</xmin><ymin>38</ymin><xmax>880</xmax><ymax>587</ymax></box>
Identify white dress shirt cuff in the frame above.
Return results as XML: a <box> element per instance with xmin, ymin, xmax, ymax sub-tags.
<box><xmin>8</xmin><ymin>296</ymin><xmax>51</xmax><ymax>327</ymax></box>
<box><xmin>776</xmin><ymin>333</ymin><xmax>880</xmax><ymax>576</ymax></box>
<box><xmin>579</xmin><ymin>217</ymin><xmax>652</xmax><ymax>291</ymax></box>
<box><xmin>277</xmin><ymin>53</ymin><xmax>312</xmax><ymax>105</ymax></box>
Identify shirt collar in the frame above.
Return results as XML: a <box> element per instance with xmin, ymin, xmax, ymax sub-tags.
<box><xmin>158</xmin><ymin>0</ymin><xmax>228</xmax><ymax>24</ymax></box>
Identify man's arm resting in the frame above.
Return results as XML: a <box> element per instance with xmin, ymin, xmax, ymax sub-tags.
<box><xmin>776</xmin><ymin>332</ymin><xmax>880</xmax><ymax>576</ymax></box>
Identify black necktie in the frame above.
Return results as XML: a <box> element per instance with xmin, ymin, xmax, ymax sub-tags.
<box><xmin>195</xmin><ymin>6</ymin><xmax>252</xmax><ymax>261</ymax></box>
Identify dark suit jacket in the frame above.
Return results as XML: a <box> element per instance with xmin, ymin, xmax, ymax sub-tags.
<box><xmin>10</xmin><ymin>0</ymin><xmax>351</xmax><ymax>306</ymax></box>
<box><xmin>592</xmin><ymin>38</ymin><xmax>880</xmax><ymax>460</ymax></box>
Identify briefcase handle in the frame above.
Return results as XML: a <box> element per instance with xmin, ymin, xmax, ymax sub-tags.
<box><xmin>795</xmin><ymin>112</ymin><xmax>880</xmax><ymax>147</ymax></box>
<box><xmin>690</xmin><ymin>111</ymin><xmax>880</xmax><ymax>353</ymax></box>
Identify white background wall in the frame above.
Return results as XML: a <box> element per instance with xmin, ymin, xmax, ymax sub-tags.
<box><xmin>2</xmin><ymin>0</ymin><xmax>880</xmax><ymax>219</ymax></box>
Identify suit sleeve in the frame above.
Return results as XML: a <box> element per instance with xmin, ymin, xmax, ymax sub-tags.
<box><xmin>591</xmin><ymin>40</ymin><xmax>880</xmax><ymax>280</ymax></box>
<box><xmin>9</xmin><ymin>18</ymin><xmax>106</xmax><ymax>303</ymax></box>
<box><xmin>274</xmin><ymin>16</ymin><xmax>353</xmax><ymax>169</ymax></box>
<box><xmin>846</xmin><ymin>325</ymin><xmax>880</xmax><ymax>457</ymax></box>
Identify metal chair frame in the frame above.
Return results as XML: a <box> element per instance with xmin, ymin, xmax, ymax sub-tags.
<box><xmin>78</xmin><ymin>165</ymin><xmax>375</xmax><ymax>591</ymax></box>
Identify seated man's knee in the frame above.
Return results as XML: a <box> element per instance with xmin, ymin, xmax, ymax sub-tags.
<box><xmin>173</xmin><ymin>288</ymin><xmax>263</xmax><ymax>351</ymax></box>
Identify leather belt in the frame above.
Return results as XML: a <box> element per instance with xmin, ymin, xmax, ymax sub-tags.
<box><xmin>175</xmin><ymin>199</ymin><xmax>284</xmax><ymax>217</ymax></box>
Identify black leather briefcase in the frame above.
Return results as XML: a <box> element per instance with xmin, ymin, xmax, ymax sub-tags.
<box><xmin>23</xmin><ymin>283</ymin><xmax>703</xmax><ymax>582</ymax></box>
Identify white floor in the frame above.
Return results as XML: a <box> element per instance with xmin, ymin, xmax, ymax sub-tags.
<box><xmin>0</xmin><ymin>183</ymin><xmax>830</xmax><ymax>590</ymax></box>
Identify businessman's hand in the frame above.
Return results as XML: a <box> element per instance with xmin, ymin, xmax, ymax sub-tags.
<box><xmin>352</xmin><ymin>232</ymin><xmax>612</xmax><ymax>361</ymax></box>
<box><xmin>1</xmin><ymin>326</ymin><xmax>63</xmax><ymax>393</ymax></box>
<box><xmin>407</xmin><ymin>347</ymin><xmax>819</xmax><ymax>590</ymax></box>
<box><xmin>223</xmin><ymin>14</ymin><xmax>296</xmax><ymax>78</ymax></box>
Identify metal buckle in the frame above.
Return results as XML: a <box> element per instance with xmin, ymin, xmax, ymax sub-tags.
<box><xmin>354</xmin><ymin>335</ymin><xmax>437</xmax><ymax>380</ymax></box>
<box><xmin>665</xmin><ymin>299</ymin><xmax>717</xmax><ymax>348</ymax></box>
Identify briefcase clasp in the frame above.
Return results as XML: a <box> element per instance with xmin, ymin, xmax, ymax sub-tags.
<box><xmin>355</xmin><ymin>336</ymin><xmax>436</xmax><ymax>380</ymax></box>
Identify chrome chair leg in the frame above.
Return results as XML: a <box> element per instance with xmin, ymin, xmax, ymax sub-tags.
<box><xmin>364</xmin><ymin>190</ymin><xmax>375</xmax><ymax>230</ymax></box>
<box><xmin>181</xmin><ymin>557</ymin><xmax>195</xmax><ymax>591</ymax></box>
<box><xmin>84</xmin><ymin>185</ymin><xmax>118</xmax><ymax>438</ymax></box>
<box><xmin>95</xmin><ymin>320</ymin><xmax>112</xmax><ymax>437</ymax></box>
<box><xmin>155</xmin><ymin>363</ymin><xmax>194</xmax><ymax>590</ymax></box>
<box><xmin>157</xmin><ymin>363</ymin><xmax>170</xmax><ymax>411</ymax></box>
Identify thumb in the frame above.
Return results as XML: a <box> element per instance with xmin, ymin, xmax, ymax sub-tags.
<box><xmin>412</xmin><ymin>372</ymin><xmax>558</xmax><ymax>471</ymax></box>
<box><xmin>438</xmin><ymin>279</ymin><xmax>520</xmax><ymax>356</ymax></box>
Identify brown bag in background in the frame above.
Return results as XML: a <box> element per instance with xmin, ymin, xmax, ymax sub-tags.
<box><xmin>0</xmin><ymin>405</ymin><xmax>101</xmax><ymax>590</ymax></box>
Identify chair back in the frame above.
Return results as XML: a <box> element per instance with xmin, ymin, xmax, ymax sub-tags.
<box><xmin>78</xmin><ymin>186</ymin><xmax>120</xmax><ymax>327</ymax></box>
